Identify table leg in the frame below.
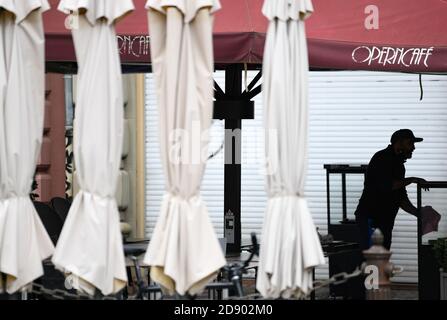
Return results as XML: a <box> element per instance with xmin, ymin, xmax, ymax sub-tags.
<box><xmin>311</xmin><ymin>268</ymin><xmax>316</xmax><ymax>300</ymax></box>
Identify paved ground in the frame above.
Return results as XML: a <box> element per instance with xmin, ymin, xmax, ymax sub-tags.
<box><xmin>313</xmin><ymin>284</ymin><xmax>418</xmax><ymax>300</ymax></box>
<box><xmin>390</xmin><ymin>287</ymin><xmax>418</xmax><ymax>300</ymax></box>
<box><xmin>194</xmin><ymin>278</ymin><xmax>420</xmax><ymax>300</ymax></box>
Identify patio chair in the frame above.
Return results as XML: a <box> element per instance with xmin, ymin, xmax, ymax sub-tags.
<box><xmin>133</xmin><ymin>234</ymin><xmax>260</xmax><ymax>300</ymax></box>
<box><xmin>122</xmin><ymin>240</ymin><xmax>148</xmax><ymax>299</ymax></box>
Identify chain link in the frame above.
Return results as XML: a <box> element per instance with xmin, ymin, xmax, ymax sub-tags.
<box><xmin>309</xmin><ymin>266</ymin><xmax>364</xmax><ymax>295</ymax></box>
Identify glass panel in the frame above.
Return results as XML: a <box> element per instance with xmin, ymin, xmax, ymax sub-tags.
<box><xmin>328</xmin><ymin>172</ymin><xmax>365</xmax><ymax>225</ymax></box>
<box><xmin>328</xmin><ymin>174</ymin><xmax>343</xmax><ymax>225</ymax></box>
<box><xmin>345</xmin><ymin>174</ymin><xmax>364</xmax><ymax>221</ymax></box>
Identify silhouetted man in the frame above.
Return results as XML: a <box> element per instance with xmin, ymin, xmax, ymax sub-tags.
<box><xmin>355</xmin><ymin>129</ymin><xmax>428</xmax><ymax>251</ymax></box>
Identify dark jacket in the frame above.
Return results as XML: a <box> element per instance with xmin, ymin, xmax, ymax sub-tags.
<box><xmin>355</xmin><ymin>145</ymin><xmax>409</xmax><ymax>229</ymax></box>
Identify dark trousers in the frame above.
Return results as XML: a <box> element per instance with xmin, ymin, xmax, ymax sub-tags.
<box><xmin>356</xmin><ymin>214</ymin><xmax>393</xmax><ymax>251</ymax></box>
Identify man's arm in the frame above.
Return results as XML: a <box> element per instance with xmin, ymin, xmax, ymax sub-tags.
<box><xmin>400</xmin><ymin>196</ymin><xmax>419</xmax><ymax>217</ymax></box>
<box><xmin>393</xmin><ymin>177</ymin><xmax>421</xmax><ymax>190</ymax></box>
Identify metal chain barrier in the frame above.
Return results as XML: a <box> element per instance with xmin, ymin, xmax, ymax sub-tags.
<box><xmin>24</xmin><ymin>231</ymin><xmax>364</xmax><ymax>301</ymax></box>
<box><xmin>226</xmin><ymin>266</ymin><xmax>364</xmax><ymax>300</ymax></box>
<box><xmin>24</xmin><ymin>265</ymin><xmax>363</xmax><ymax>300</ymax></box>
<box><xmin>29</xmin><ymin>283</ymin><xmax>118</xmax><ymax>300</ymax></box>
<box><xmin>310</xmin><ymin>266</ymin><xmax>364</xmax><ymax>296</ymax></box>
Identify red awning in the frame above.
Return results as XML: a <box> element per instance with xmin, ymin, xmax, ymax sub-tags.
<box><xmin>44</xmin><ymin>0</ymin><xmax>447</xmax><ymax>72</ymax></box>
<box><xmin>44</xmin><ymin>0</ymin><xmax>267</xmax><ymax>67</ymax></box>
<box><xmin>307</xmin><ymin>0</ymin><xmax>447</xmax><ymax>72</ymax></box>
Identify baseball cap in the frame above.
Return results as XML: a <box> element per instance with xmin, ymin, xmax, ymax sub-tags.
<box><xmin>390</xmin><ymin>129</ymin><xmax>423</xmax><ymax>144</ymax></box>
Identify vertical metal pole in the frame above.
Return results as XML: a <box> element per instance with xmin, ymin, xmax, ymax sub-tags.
<box><xmin>326</xmin><ymin>170</ymin><xmax>331</xmax><ymax>229</ymax></box>
<box><xmin>417</xmin><ymin>183</ymin><xmax>422</xmax><ymax>299</ymax></box>
<box><xmin>224</xmin><ymin>65</ymin><xmax>242</xmax><ymax>254</ymax></box>
<box><xmin>342</xmin><ymin>173</ymin><xmax>347</xmax><ymax>221</ymax></box>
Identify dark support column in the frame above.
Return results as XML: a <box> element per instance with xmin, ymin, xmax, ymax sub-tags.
<box><xmin>326</xmin><ymin>170</ymin><xmax>331</xmax><ymax>229</ymax></box>
<box><xmin>342</xmin><ymin>173</ymin><xmax>347</xmax><ymax>221</ymax></box>
<box><xmin>417</xmin><ymin>184</ymin><xmax>422</xmax><ymax>299</ymax></box>
<box><xmin>224</xmin><ymin>65</ymin><xmax>242</xmax><ymax>254</ymax></box>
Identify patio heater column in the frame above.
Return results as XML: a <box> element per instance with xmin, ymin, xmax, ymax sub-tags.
<box><xmin>224</xmin><ymin>64</ymin><xmax>242</xmax><ymax>254</ymax></box>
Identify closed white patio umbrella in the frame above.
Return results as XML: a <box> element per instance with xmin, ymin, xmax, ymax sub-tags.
<box><xmin>143</xmin><ymin>0</ymin><xmax>226</xmax><ymax>296</ymax></box>
<box><xmin>0</xmin><ymin>0</ymin><xmax>54</xmax><ymax>294</ymax></box>
<box><xmin>257</xmin><ymin>0</ymin><xmax>325</xmax><ymax>299</ymax></box>
<box><xmin>52</xmin><ymin>0</ymin><xmax>134</xmax><ymax>296</ymax></box>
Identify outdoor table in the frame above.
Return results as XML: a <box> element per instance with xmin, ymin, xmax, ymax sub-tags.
<box><xmin>322</xmin><ymin>241</ymin><xmax>359</xmax><ymax>255</ymax></box>
<box><xmin>123</xmin><ymin>239</ymin><xmax>149</xmax><ymax>257</ymax></box>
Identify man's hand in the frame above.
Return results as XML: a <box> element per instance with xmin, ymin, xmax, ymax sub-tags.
<box><xmin>410</xmin><ymin>177</ymin><xmax>429</xmax><ymax>191</ymax></box>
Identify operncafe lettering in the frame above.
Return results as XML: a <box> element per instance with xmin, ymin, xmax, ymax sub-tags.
<box><xmin>117</xmin><ymin>35</ymin><xmax>151</xmax><ymax>58</ymax></box>
<box><xmin>352</xmin><ymin>46</ymin><xmax>434</xmax><ymax>67</ymax></box>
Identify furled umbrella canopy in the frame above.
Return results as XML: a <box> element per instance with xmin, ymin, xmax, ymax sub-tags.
<box><xmin>143</xmin><ymin>0</ymin><xmax>226</xmax><ymax>296</ymax></box>
<box><xmin>257</xmin><ymin>0</ymin><xmax>325</xmax><ymax>299</ymax></box>
<box><xmin>0</xmin><ymin>0</ymin><xmax>54</xmax><ymax>294</ymax></box>
<box><xmin>52</xmin><ymin>0</ymin><xmax>134</xmax><ymax>296</ymax></box>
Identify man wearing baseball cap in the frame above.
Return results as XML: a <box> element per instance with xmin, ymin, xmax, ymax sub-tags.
<box><xmin>354</xmin><ymin>129</ymin><xmax>427</xmax><ymax>251</ymax></box>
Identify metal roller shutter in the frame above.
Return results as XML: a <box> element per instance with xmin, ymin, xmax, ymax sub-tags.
<box><xmin>144</xmin><ymin>72</ymin><xmax>227</xmax><ymax>238</ymax></box>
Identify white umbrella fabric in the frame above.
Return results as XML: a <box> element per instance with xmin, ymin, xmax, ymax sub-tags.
<box><xmin>257</xmin><ymin>0</ymin><xmax>325</xmax><ymax>299</ymax></box>
<box><xmin>52</xmin><ymin>0</ymin><xmax>134</xmax><ymax>296</ymax></box>
<box><xmin>0</xmin><ymin>0</ymin><xmax>54</xmax><ymax>294</ymax></box>
<box><xmin>143</xmin><ymin>0</ymin><xmax>226</xmax><ymax>296</ymax></box>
